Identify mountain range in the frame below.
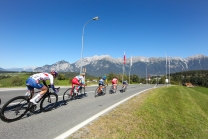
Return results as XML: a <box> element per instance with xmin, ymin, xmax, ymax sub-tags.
<box><xmin>1</xmin><ymin>54</ymin><xmax>208</xmax><ymax>77</ymax></box>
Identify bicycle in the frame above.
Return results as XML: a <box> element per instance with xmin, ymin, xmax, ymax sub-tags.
<box><xmin>63</xmin><ymin>84</ymin><xmax>87</xmax><ymax>103</ymax></box>
<box><xmin>109</xmin><ymin>84</ymin><xmax>117</xmax><ymax>94</ymax></box>
<box><xmin>120</xmin><ymin>84</ymin><xmax>128</xmax><ymax>93</ymax></box>
<box><xmin>95</xmin><ymin>84</ymin><xmax>107</xmax><ymax>97</ymax></box>
<box><xmin>0</xmin><ymin>85</ymin><xmax>60</xmax><ymax>122</ymax></box>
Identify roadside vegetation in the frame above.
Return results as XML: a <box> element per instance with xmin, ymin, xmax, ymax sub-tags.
<box><xmin>0</xmin><ymin>71</ymin><xmax>148</xmax><ymax>88</ymax></box>
<box><xmin>0</xmin><ymin>70</ymin><xmax>208</xmax><ymax>88</ymax></box>
<box><xmin>69</xmin><ymin>86</ymin><xmax>208</xmax><ymax>139</ymax></box>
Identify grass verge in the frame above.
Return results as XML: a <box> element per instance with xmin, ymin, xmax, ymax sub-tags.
<box><xmin>69</xmin><ymin>86</ymin><xmax>208</xmax><ymax>139</ymax></box>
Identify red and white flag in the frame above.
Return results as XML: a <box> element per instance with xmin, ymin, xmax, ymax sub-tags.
<box><xmin>123</xmin><ymin>51</ymin><xmax>126</xmax><ymax>64</ymax></box>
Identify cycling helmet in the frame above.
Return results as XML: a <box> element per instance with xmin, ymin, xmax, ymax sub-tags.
<box><xmin>51</xmin><ymin>70</ymin><xmax>58</xmax><ymax>77</ymax></box>
<box><xmin>102</xmin><ymin>75</ymin><xmax>106</xmax><ymax>80</ymax></box>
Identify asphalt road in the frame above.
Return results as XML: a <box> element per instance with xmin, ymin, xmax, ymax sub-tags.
<box><xmin>0</xmin><ymin>84</ymin><xmax>161</xmax><ymax>139</ymax></box>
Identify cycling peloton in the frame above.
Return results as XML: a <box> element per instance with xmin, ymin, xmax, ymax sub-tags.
<box><xmin>71</xmin><ymin>73</ymin><xmax>85</xmax><ymax>95</ymax></box>
<box><xmin>111</xmin><ymin>77</ymin><xmax>118</xmax><ymax>92</ymax></box>
<box><xmin>26</xmin><ymin>70</ymin><xmax>59</xmax><ymax>105</ymax></box>
<box><xmin>98</xmin><ymin>75</ymin><xmax>107</xmax><ymax>95</ymax></box>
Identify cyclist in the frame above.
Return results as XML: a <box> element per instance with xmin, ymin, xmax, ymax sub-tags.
<box><xmin>122</xmin><ymin>80</ymin><xmax>128</xmax><ymax>89</ymax></box>
<box><xmin>71</xmin><ymin>73</ymin><xmax>85</xmax><ymax>94</ymax></box>
<box><xmin>98</xmin><ymin>75</ymin><xmax>107</xmax><ymax>94</ymax></box>
<box><xmin>111</xmin><ymin>77</ymin><xmax>118</xmax><ymax>91</ymax></box>
<box><xmin>26</xmin><ymin>70</ymin><xmax>59</xmax><ymax>105</ymax></box>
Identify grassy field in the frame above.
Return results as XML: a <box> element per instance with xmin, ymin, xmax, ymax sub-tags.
<box><xmin>0</xmin><ymin>72</ymin><xmax>98</xmax><ymax>88</ymax></box>
<box><xmin>69</xmin><ymin>86</ymin><xmax>208</xmax><ymax>139</ymax></box>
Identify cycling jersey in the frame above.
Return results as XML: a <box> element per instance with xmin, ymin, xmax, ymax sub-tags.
<box><xmin>75</xmin><ymin>75</ymin><xmax>85</xmax><ymax>84</ymax></box>
<box><xmin>111</xmin><ymin>78</ymin><xmax>118</xmax><ymax>84</ymax></box>
<box><xmin>30</xmin><ymin>73</ymin><xmax>54</xmax><ymax>84</ymax></box>
<box><xmin>99</xmin><ymin>79</ymin><xmax>105</xmax><ymax>86</ymax></box>
<box><xmin>26</xmin><ymin>72</ymin><xmax>54</xmax><ymax>90</ymax></box>
<box><xmin>72</xmin><ymin>75</ymin><xmax>85</xmax><ymax>89</ymax></box>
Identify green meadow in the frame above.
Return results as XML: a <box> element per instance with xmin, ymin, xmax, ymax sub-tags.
<box><xmin>69</xmin><ymin>86</ymin><xmax>208</xmax><ymax>139</ymax></box>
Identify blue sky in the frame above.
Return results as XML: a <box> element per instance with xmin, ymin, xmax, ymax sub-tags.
<box><xmin>1</xmin><ymin>0</ymin><xmax>208</xmax><ymax>68</ymax></box>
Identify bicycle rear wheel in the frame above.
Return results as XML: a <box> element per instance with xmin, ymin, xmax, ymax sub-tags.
<box><xmin>0</xmin><ymin>96</ymin><xmax>29</xmax><ymax>122</ymax></box>
<box><xmin>109</xmin><ymin>86</ymin><xmax>113</xmax><ymax>94</ymax></box>
<box><xmin>40</xmin><ymin>93</ymin><xmax>58</xmax><ymax>112</ymax></box>
<box><xmin>63</xmin><ymin>88</ymin><xmax>73</xmax><ymax>103</ymax></box>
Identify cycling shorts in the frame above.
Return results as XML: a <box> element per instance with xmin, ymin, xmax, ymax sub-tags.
<box><xmin>26</xmin><ymin>77</ymin><xmax>43</xmax><ymax>90</ymax></box>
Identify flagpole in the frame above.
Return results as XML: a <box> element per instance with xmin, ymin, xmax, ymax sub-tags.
<box><xmin>122</xmin><ymin>51</ymin><xmax>126</xmax><ymax>84</ymax></box>
<box><xmin>169</xmin><ymin>56</ymin><xmax>170</xmax><ymax>85</ymax></box>
<box><xmin>129</xmin><ymin>66</ymin><xmax>131</xmax><ymax>84</ymax></box>
<box><xmin>129</xmin><ymin>55</ymin><xmax>132</xmax><ymax>84</ymax></box>
<box><xmin>165</xmin><ymin>52</ymin><xmax>167</xmax><ymax>87</ymax></box>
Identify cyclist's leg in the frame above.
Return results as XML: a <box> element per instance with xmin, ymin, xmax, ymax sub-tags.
<box><xmin>113</xmin><ymin>83</ymin><xmax>116</xmax><ymax>90</ymax></box>
<box><xmin>26</xmin><ymin>84</ymin><xmax>35</xmax><ymax>99</ymax></box>
<box><xmin>98</xmin><ymin>82</ymin><xmax>103</xmax><ymax>94</ymax></box>
<box><xmin>28</xmin><ymin>79</ymin><xmax>47</xmax><ymax>104</ymax></box>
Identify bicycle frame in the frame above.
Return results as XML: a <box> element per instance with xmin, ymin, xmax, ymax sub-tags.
<box><xmin>28</xmin><ymin>85</ymin><xmax>59</xmax><ymax>104</ymax></box>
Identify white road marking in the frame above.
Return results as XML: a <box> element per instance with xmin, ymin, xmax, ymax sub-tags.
<box><xmin>54</xmin><ymin>87</ymin><xmax>153</xmax><ymax>139</ymax></box>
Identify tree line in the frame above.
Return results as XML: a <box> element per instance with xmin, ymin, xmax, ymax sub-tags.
<box><xmin>1</xmin><ymin>70</ymin><xmax>208</xmax><ymax>87</ymax></box>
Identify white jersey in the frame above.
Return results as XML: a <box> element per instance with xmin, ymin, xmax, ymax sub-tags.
<box><xmin>30</xmin><ymin>73</ymin><xmax>54</xmax><ymax>84</ymax></box>
<box><xmin>75</xmin><ymin>75</ymin><xmax>85</xmax><ymax>84</ymax></box>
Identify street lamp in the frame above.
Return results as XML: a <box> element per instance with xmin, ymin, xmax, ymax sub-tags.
<box><xmin>80</xmin><ymin>16</ymin><xmax>99</xmax><ymax>73</ymax></box>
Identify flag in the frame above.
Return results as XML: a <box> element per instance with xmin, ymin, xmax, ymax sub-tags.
<box><xmin>130</xmin><ymin>55</ymin><xmax>132</xmax><ymax>66</ymax></box>
<box><xmin>123</xmin><ymin>51</ymin><xmax>126</xmax><ymax>64</ymax></box>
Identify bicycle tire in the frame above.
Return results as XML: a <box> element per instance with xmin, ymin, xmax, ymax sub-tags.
<box><xmin>0</xmin><ymin>96</ymin><xmax>29</xmax><ymax>122</ymax></box>
<box><xmin>103</xmin><ymin>86</ymin><xmax>106</xmax><ymax>95</ymax></box>
<box><xmin>95</xmin><ymin>87</ymin><xmax>99</xmax><ymax>97</ymax></box>
<box><xmin>63</xmin><ymin>88</ymin><xmax>73</xmax><ymax>103</ymax></box>
<box><xmin>40</xmin><ymin>93</ymin><xmax>58</xmax><ymax>112</ymax></box>
<box><xmin>109</xmin><ymin>86</ymin><xmax>113</xmax><ymax>94</ymax></box>
<box><xmin>80</xmin><ymin>87</ymin><xmax>87</xmax><ymax>97</ymax></box>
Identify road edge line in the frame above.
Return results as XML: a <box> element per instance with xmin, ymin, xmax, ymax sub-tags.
<box><xmin>54</xmin><ymin>87</ymin><xmax>153</xmax><ymax>139</ymax></box>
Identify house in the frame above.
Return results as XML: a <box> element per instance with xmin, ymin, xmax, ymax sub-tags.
<box><xmin>184</xmin><ymin>83</ymin><xmax>194</xmax><ymax>87</ymax></box>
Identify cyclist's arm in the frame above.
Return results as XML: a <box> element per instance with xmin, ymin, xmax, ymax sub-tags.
<box><xmin>42</xmin><ymin>80</ymin><xmax>47</xmax><ymax>87</ymax></box>
<box><xmin>48</xmin><ymin>74</ymin><xmax>56</xmax><ymax>91</ymax></box>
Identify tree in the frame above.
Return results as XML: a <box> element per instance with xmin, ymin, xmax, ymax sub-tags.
<box><xmin>57</xmin><ymin>74</ymin><xmax>66</xmax><ymax>80</ymax></box>
<box><xmin>132</xmin><ymin>74</ymin><xmax>139</xmax><ymax>83</ymax></box>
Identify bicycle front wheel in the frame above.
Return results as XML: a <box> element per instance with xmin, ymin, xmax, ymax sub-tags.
<box><xmin>80</xmin><ymin>87</ymin><xmax>87</xmax><ymax>97</ymax></box>
<box><xmin>95</xmin><ymin>87</ymin><xmax>99</xmax><ymax>97</ymax></box>
<box><xmin>40</xmin><ymin>93</ymin><xmax>58</xmax><ymax>112</ymax></box>
<box><xmin>63</xmin><ymin>88</ymin><xmax>73</xmax><ymax>103</ymax></box>
<box><xmin>0</xmin><ymin>96</ymin><xmax>29</xmax><ymax>122</ymax></box>
<box><xmin>103</xmin><ymin>87</ymin><xmax>106</xmax><ymax>95</ymax></box>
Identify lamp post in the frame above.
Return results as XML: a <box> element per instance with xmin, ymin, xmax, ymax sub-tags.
<box><xmin>80</xmin><ymin>16</ymin><xmax>99</xmax><ymax>73</ymax></box>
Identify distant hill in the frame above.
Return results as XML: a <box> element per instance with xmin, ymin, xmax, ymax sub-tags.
<box><xmin>1</xmin><ymin>54</ymin><xmax>208</xmax><ymax>77</ymax></box>
<box><xmin>33</xmin><ymin>54</ymin><xmax>208</xmax><ymax>77</ymax></box>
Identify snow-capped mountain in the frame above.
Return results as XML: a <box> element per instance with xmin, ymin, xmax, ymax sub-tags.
<box><xmin>1</xmin><ymin>54</ymin><xmax>208</xmax><ymax>77</ymax></box>
<box><xmin>33</xmin><ymin>54</ymin><xmax>208</xmax><ymax>77</ymax></box>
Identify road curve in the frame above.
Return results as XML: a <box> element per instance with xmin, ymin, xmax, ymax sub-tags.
<box><xmin>0</xmin><ymin>84</ymin><xmax>160</xmax><ymax>139</ymax></box>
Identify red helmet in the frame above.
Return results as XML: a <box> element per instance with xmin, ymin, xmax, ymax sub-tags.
<box><xmin>51</xmin><ymin>70</ymin><xmax>58</xmax><ymax>77</ymax></box>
